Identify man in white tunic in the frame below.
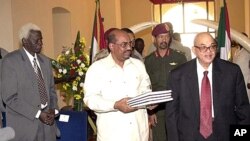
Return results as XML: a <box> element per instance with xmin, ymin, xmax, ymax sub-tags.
<box><xmin>84</xmin><ymin>29</ymin><xmax>152</xmax><ymax>141</ymax></box>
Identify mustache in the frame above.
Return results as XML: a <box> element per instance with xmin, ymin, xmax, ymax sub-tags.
<box><xmin>160</xmin><ymin>42</ymin><xmax>169</xmax><ymax>47</ymax></box>
<box><xmin>160</xmin><ymin>42</ymin><xmax>168</xmax><ymax>45</ymax></box>
<box><xmin>125</xmin><ymin>48</ymin><xmax>132</xmax><ymax>52</ymax></box>
<box><xmin>126</xmin><ymin>50</ymin><xmax>132</xmax><ymax>54</ymax></box>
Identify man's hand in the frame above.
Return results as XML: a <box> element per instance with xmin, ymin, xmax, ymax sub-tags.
<box><xmin>47</xmin><ymin>109</ymin><xmax>55</xmax><ymax>125</ymax></box>
<box><xmin>114</xmin><ymin>98</ymin><xmax>137</xmax><ymax>113</ymax></box>
<box><xmin>148</xmin><ymin>114</ymin><xmax>157</xmax><ymax>127</ymax></box>
<box><xmin>39</xmin><ymin>111</ymin><xmax>50</xmax><ymax>125</ymax></box>
<box><xmin>39</xmin><ymin>109</ymin><xmax>55</xmax><ymax>126</ymax></box>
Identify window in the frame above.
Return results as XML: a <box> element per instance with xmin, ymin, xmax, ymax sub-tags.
<box><xmin>153</xmin><ymin>1</ymin><xmax>215</xmax><ymax>50</ymax></box>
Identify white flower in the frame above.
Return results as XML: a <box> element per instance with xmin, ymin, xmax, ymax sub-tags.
<box><xmin>80</xmin><ymin>82</ymin><xmax>84</xmax><ymax>88</ymax></box>
<box><xmin>78</xmin><ymin>71</ymin><xmax>84</xmax><ymax>76</ymax></box>
<box><xmin>77</xmin><ymin>59</ymin><xmax>81</xmax><ymax>64</ymax></box>
<box><xmin>59</xmin><ymin>69</ymin><xmax>63</xmax><ymax>73</ymax></box>
<box><xmin>63</xmin><ymin>69</ymin><xmax>67</xmax><ymax>74</ymax></box>
<box><xmin>72</xmin><ymin>86</ymin><xmax>77</xmax><ymax>91</ymax></box>
<box><xmin>80</xmin><ymin>63</ymin><xmax>85</xmax><ymax>68</ymax></box>
<box><xmin>65</xmin><ymin>50</ymin><xmax>70</xmax><ymax>55</ymax></box>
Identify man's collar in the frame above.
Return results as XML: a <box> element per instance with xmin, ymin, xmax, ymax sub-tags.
<box><xmin>106</xmin><ymin>53</ymin><xmax>133</xmax><ymax>68</ymax></box>
<box><xmin>154</xmin><ymin>48</ymin><xmax>170</xmax><ymax>58</ymax></box>
<box><xmin>23</xmin><ymin>47</ymin><xmax>37</xmax><ymax>60</ymax></box>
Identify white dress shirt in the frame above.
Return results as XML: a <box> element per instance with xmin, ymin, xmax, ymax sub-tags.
<box><xmin>84</xmin><ymin>54</ymin><xmax>152</xmax><ymax>141</ymax></box>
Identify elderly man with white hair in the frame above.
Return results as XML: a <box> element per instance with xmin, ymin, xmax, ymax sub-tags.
<box><xmin>1</xmin><ymin>23</ymin><xmax>59</xmax><ymax>141</ymax></box>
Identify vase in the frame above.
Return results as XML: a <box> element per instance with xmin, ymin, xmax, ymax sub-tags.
<box><xmin>73</xmin><ymin>98</ymin><xmax>83</xmax><ymax>111</ymax></box>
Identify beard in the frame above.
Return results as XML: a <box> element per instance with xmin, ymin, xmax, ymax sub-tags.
<box><xmin>158</xmin><ymin>38</ymin><xmax>172</xmax><ymax>49</ymax></box>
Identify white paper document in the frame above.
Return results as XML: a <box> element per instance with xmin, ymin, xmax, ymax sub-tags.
<box><xmin>59</xmin><ymin>114</ymin><xmax>70</xmax><ymax>122</ymax></box>
<box><xmin>127</xmin><ymin>90</ymin><xmax>173</xmax><ymax>108</ymax></box>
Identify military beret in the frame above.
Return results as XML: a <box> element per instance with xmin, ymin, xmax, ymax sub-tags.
<box><xmin>152</xmin><ymin>22</ymin><xmax>173</xmax><ymax>37</ymax></box>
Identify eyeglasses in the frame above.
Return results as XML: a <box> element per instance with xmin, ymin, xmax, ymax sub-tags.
<box><xmin>194</xmin><ymin>44</ymin><xmax>217</xmax><ymax>53</ymax></box>
<box><xmin>113</xmin><ymin>41</ymin><xmax>133</xmax><ymax>48</ymax></box>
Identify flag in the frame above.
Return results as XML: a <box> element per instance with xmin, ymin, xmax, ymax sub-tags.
<box><xmin>90</xmin><ymin>0</ymin><xmax>105</xmax><ymax>64</ymax></box>
<box><xmin>217</xmin><ymin>0</ymin><xmax>231</xmax><ymax>60</ymax></box>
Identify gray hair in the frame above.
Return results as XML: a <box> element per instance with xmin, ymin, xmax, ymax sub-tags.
<box><xmin>19</xmin><ymin>23</ymin><xmax>41</xmax><ymax>41</ymax></box>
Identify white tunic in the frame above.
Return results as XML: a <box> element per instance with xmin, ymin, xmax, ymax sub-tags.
<box><xmin>84</xmin><ymin>54</ymin><xmax>151</xmax><ymax>141</ymax></box>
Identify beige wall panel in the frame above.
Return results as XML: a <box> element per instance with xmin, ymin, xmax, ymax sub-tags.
<box><xmin>6</xmin><ymin>0</ymin><xmax>95</xmax><ymax>59</ymax></box>
<box><xmin>0</xmin><ymin>0</ymin><xmax>13</xmax><ymax>52</ymax></box>
<box><xmin>101</xmin><ymin>0</ymin><xmax>121</xmax><ymax>30</ymax></box>
<box><xmin>245</xmin><ymin>0</ymin><xmax>250</xmax><ymax>36</ymax></box>
<box><xmin>227</xmin><ymin>0</ymin><xmax>245</xmax><ymax>32</ymax></box>
<box><xmin>120</xmin><ymin>0</ymin><xmax>153</xmax><ymax>55</ymax></box>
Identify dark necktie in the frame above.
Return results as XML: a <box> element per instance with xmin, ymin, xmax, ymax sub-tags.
<box><xmin>200</xmin><ymin>71</ymin><xmax>212</xmax><ymax>138</ymax></box>
<box><xmin>33</xmin><ymin>58</ymin><xmax>48</xmax><ymax>105</ymax></box>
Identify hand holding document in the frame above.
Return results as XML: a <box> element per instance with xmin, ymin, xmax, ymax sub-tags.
<box><xmin>127</xmin><ymin>90</ymin><xmax>173</xmax><ymax>108</ymax></box>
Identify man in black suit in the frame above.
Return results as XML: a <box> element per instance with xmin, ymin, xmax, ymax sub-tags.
<box><xmin>166</xmin><ymin>32</ymin><xmax>250</xmax><ymax>141</ymax></box>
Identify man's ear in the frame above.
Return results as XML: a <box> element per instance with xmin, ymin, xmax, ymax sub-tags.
<box><xmin>22</xmin><ymin>38</ymin><xmax>28</xmax><ymax>45</ymax></box>
<box><xmin>109</xmin><ymin>43</ymin><xmax>114</xmax><ymax>51</ymax></box>
<box><xmin>191</xmin><ymin>46</ymin><xmax>197</xmax><ymax>56</ymax></box>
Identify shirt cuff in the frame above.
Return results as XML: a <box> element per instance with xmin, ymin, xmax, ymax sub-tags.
<box><xmin>55</xmin><ymin>109</ymin><xmax>59</xmax><ymax>115</ymax></box>
<box><xmin>35</xmin><ymin>110</ymin><xmax>41</xmax><ymax>118</ymax></box>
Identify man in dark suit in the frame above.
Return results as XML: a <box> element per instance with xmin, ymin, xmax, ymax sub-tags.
<box><xmin>166</xmin><ymin>32</ymin><xmax>250</xmax><ymax>141</ymax></box>
<box><xmin>1</xmin><ymin>23</ymin><xmax>59</xmax><ymax>141</ymax></box>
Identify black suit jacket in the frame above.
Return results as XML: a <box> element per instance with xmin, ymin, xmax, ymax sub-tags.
<box><xmin>166</xmin><ymin>58</ymin><xmax>250</xmax><ymax>141</ymax></box>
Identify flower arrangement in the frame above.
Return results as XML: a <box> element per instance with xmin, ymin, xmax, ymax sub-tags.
<box><xmin>51</xmin><ymin>31</ymin><xmax>89</xmax><ymax>111</ymax></box>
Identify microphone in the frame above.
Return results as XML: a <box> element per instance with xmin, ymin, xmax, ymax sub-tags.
<box><xmin>0</xmin><ymin>127</ymin><xmax>15</xmax><ymax>141</ymax></box>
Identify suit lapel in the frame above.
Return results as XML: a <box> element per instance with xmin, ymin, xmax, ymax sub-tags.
<box><xmin>212</xmin><ymin>58</ymin><xmax>223</xmax><ymax>119</ymax></box>
<box><xmin>187</xmin><ymin>59</ymin><xmax>200</xmax><ymax>119</ymax></box>
<box><xmin>20</xmin><ymin>49</ymin><xmax>37</xmax><ymax>85</ymax></box>
<box><xmin>19</xmin><ymin>49</ymin><xmax>41</xmax><ymax>105</ymax></box>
